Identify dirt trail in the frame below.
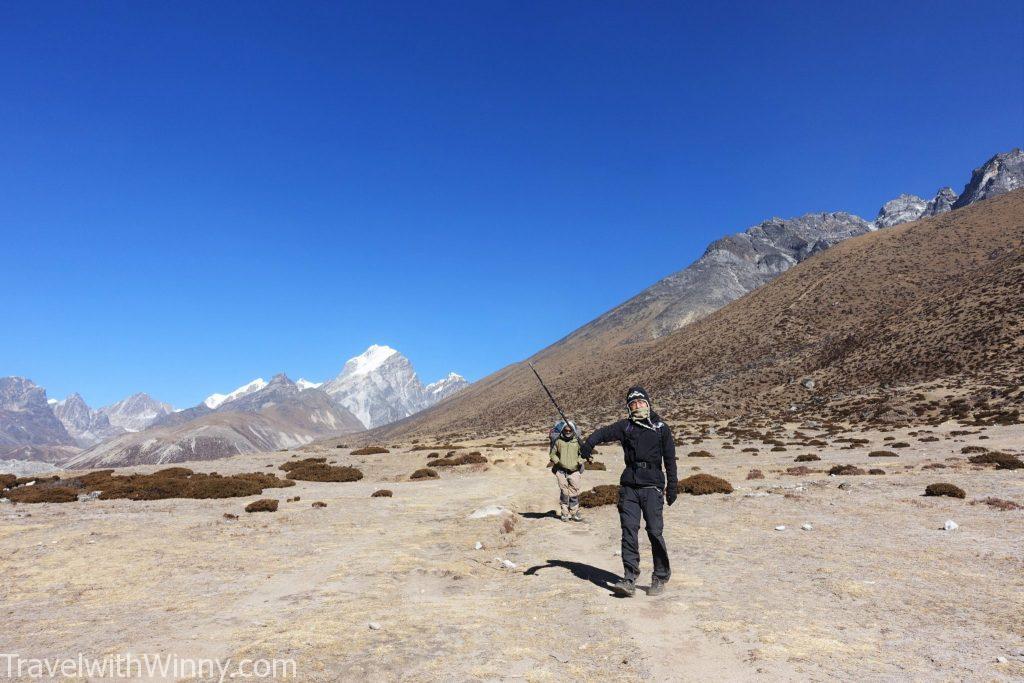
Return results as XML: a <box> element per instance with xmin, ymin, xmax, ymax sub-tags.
<box><xmin>3</xmin><ymin>423</ymin><xmax>1024</xmax><ymax>681</ymax></box>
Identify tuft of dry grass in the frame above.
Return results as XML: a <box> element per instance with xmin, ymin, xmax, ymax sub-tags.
<box><xmin>687</xmin><ymin>451</ymin><xmax>713</xmax><ymax>458</ymax></box>
<box><xmin>678</xmin><ymin>474</ymin><xmax>733</xmax><ymax>495</ymax></box>
<box><xmin>371</xmin><ymin>489</ymin><xmax>393</xmax><ymax>498</ymax></box>
<box><xmin>970</xmin><ymin>497</ymin><xmax>1022</xmax><ymax>511</ymax></box>
<box><xmin>311</xmin><ymin>501</ymin><xmax>327</xmax><ymax>508</ymax></box>
<box><xmin>746</xmin><ymin>469</ymin><xmax>765</xmax><ymax>480</ymax></box>
<box><xmin>794</xmin><ymin>454</ymin><xmax>820</xmax><ymax>462</ymax></box>
<box><xmin>410</xmin><ymin>468</ymin><xmax>439</xmax><ymax>480</ymax></box>
<box><xmin>869</xmin><ymin>451</ymin><xmax>899</xmax><ymax>457</ymax></box>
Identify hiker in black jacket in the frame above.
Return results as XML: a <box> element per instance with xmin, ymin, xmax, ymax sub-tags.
<box><xmin>581</xmin><ymin>387</ymin><xmax>677</xmax><ymax>597</ymax></box>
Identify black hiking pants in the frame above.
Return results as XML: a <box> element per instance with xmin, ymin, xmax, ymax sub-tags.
<box><xmin>618</xmin><ymin>484</ymin><xmax>670</xmax><ymax>583</ymax></box>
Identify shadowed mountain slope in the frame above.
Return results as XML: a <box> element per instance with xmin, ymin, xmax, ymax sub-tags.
<box><xmin>364</xmin><ymin>190</ymin><xmax>1024</xmax><ymax>440</ymax></box>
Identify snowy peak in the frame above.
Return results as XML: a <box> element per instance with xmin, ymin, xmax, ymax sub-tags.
<box><xmin>296</xmin><ymin>378</ymin><xmax>322</xmax><ymax>390</ymax></box>
<box><xmin>425</xmin><ymin>373</ymin><xmax>469</xmax><ymax>402</ymax></box>
<box><xmin>204</xmin><ymin>378</ymin><xmax>267</xmax><ymax>409</ymax></box>
<box><xmin>98</xmin><ymin>393</ymin><xmax>174</xmax><ymax>433</ymax></box>
<box><xmin>339</xmin><ymin>344</ymin><xmax>399</xmax><ymax>378</ymax></box>
<box><xmin>321</xmin><ymin>346</ymin><xmax>468</xmax><ymax>428</ymax></box>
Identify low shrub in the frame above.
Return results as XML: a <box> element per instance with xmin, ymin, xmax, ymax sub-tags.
<box><xmin>924</xmin><ymin>483</ymin><xmax>965</xmax><ymax>499</ymax></box>
<box><xmin>371</xmin><ymin>489</ymin><xmax>393</xmax><ymax>497</ymax></box>
<box><xmin>579</xmin><ymin>484</ymin><xmax>619</xmax><ymax>507</ymax></box>
<box><xmin>153</xmin><ymin>467</ymin><xmax>194</xmax><ymax>477</ymax></box>
<box><xmin>678</xmin><ymin>474</ymin><xmax>733</xmax><ymax>495</ymax></box>
<box><xmin>351</xmin><ymin>446</ymin><xmax>390</xmax><ymax>455</ymax></box>
<box><xmin>828</xmin><ymin>465</ymin><xmax>866</xmax><ymax>476</ymax></box>
<box><xmin>890</xmin><ymin>442</ymin><xmax>910</xmax><ymax>448</ymax></box>
<box><xmin>771</xmin><ymin>446</ymin><xmax>787</xmax><ymax>452</ymax></box>
<box><xmin>311</xmin><ymin>501</ymin><xmax>327</xmax><ymax>508</ymax></box>
<box><xmin>235</xmin><ymin>472</ymin><xmax>296</xmax><ymax>489</ymax></box>
<box><xmin>0</xmin><ymin>473</ymin><xmax>17</xmax><ymax>489</ymax></box>
<box><xmin>868</xmin><ymin>468</ymin><xmax>886</xmax><ymax>475</ymax></box>
<box><xmin>4</xmin><ymin>485</ymin><xmax>80</xmax><ymax>503</ymax></box>
<box><xmin>245</xmin><ymin>499</ymin><xmax>279</xmax><ymax>513</ymax></box>
<box><xmin>746</xmin><ymin>469</ymin><xmax>764</xmax><ymax>480</ymax></box>
<box><xmin>794</xmin><ymin>454</ymin><xmax>820</xmax><ymax>462</ymax></box>
<box><xmin>960</xmin><ymin>446</ymin><xmax>988</xmax><ymax>454</ymax></box>
<box><xmin>869</xmin><ymin>451</ymin><xmax>898</xmax><ymax>458</ymax></box>
<box><xmin>742</xmin><ymin>448</ymin><xmax>759</xmax><ymax>453</ymax></box>
<box><xmin>286</xmin><ymin>464</ymin><xmax>364</xmax><ymax>482</ymax></box>
<box><xmin>687</xmin><ymin>451</ymin><xmax>713</xmax><ymax>458</ymax></box>
<box><xmin>971</xmin><ymin>497</ymin><xmax>1022</xmax><ymax>511</ymax></box>
<box><xmin>922</xmin><ymin>463</ymin><xmax>947</xmax><ymax>469</ymax></box>
<box><xmin>432</xmin><ymin>452</ymin><xmax>487</xmax><ymax>467</ymax></box>
<box><xmin>968</xmin><ymin>452</ymin><xmax>1024</xmax><ymax>470</ymax></box>
<box><xmin>410</xmin><ymin>468</ymin><xmax>439</xmax><ymax>480</ymax></box>
<box><xmin>785</xmin><ymin>466</ymin><xmax>813</xmax><ymax>476</ymax></box>
<box><xmin>278</xmin><ymin>457</ymin><xmax>326</xmax><ymax>472</ymax></box>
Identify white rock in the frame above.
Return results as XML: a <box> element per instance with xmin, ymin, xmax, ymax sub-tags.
<box><xmin>944</xmin><ymin>520</ymin><xmax>959</xmax><ymax>531</ymax></box>
<box><xmin>469</xmin><ymin>505</ymin><xmax>510</xmax><ymax>519</ymax></box>
<box><xmin>474</xmin><ymin>541</ymin><xmax>483</xmax><ymax>550</ymax></box>
<box><xmin>501</xmin><ymin>559</ymin><xmax>517</xmax><ymax>569</ymax></box>
<box><xmin>368</xmin><ymin>622</ymin><xmax>382</xmax><ymax>630</ymax></box>
<box><xmin>774</xmin><ymin>525</ymin><xmax>787</xmax><ymax>531</ymax></box>
<box><xmin>996</xmin><ymin>656</ymin><xmax>1008</xmax><ymax>664</ymax></box>
<box><xmin>801</xmin><ymin>523</ymin><xmax>813</xmax><ymax>531</ymax></box>
<box><xmin>0</xmin><ymin>498</ymin><xmax>10</xmax><ymax>505</ymax></box>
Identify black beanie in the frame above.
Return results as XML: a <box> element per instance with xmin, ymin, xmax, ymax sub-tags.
<box><xmin>625</xmin><ymin>386</ymin><xmax>650</xmax><ymax>407</ymax></box>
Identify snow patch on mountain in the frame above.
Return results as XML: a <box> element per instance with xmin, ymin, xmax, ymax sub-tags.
<box><xmin>296</xmin><ymin>379</ymin><xmax>323</xmax><ymax>390</ymax></box>
<box><xmin>204</xmin><ymin>378</ymin><xmax>267</xmax><ymax>409</ymax></box>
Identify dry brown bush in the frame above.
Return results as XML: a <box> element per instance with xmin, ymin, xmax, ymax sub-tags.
<box><xmin>587</xmin><ymin>460</ymin><xmax>607</xmax><ymax>470</ymax></box>
<box><xmin>924</xmin><ymin>483</ymin><xmax>965</xmax><ymax>499</ymax></box>
<box><xmin>432</xmin><ymin>452</ymin><xmax>487</xmax><ymax>467</ymax></box>
<box><xmin>960</xmin><ymin>446</ymin><xmax>988</xmax><ymax>454</ymax></box>
<box><xmin>795</xmin><ymin>454</ymin><xmax>820</xmax><ymax>462</ymax></box>
<box><xmin>579</xmin><ymin>484</ymin><xmax>619</xmax><ymax>507</ymax></box>
<box><xmin>678</xmin><ymin>474</ymin><xmax>733</xmax><ymax>495</ymax></box>
<box><xmin>970</xmin><ymin>497</ymin><xmax>1022</xmax><ymax>511</ymax></box>
<box><xmin>746</xmin><ymin>469</ymin><xmax>765</xmax><ymax>480</ymax></box>
<box><xmin>311</xmin><ymin>501</ymin><xmax>327</xmax><ymax>508</ymax></box>
<box><xmin>968</xmin><ymin>452</ymin><xmax>1024</xmax><ymax>470</ymax></box>
<box><xmin>5</xmin><ymin>485</ymin><xmax>80</xmax><ymax>503</ymax></box>
<box><xmin>351</xmin><ymin>446</ymin><xmax>390</xmax><ymax>455</ymax></box>
<box><xmin>687</xmin><ymin>451</ymin><xmax>713</xmax><ymax>458</ymax></box>
<box><xmin>245</xmin><ymin>499</ymin><xmax>279</xmax><ymax>513</ymax></box>
<box><xmin>868</xmin><ymin>468</ymin><xmax>886</xmax><ymax>475</ymax></box>
<box><xmin>286</xmin><ymin>464</ymin><xmax>364</xmax><ymax>482</ymax></box>
<box><xmin>785</xmin><ymin>466</ymin><xmax>813</xmax><ymax>476</ymax></box>
<box><xmin>410</xmin><ymin>468</ymin><xmax>439</xmax><ymax>480</ymax></box>
<box><xmin>153</xmin><ymin>467</ymin><xmax>194</xmax><ymax>477</ymax></box>
<box><xmin>828</xmin><ymin>465</ymin><xmax>867</xmax><ymax>476</ymax></box>
<box><xmin>0</xmin><ymin>473</ymin><xmax>18</xmax><ymax>489</ymax></box>
<box><xmin>869</xmin><ymin>451</ymin><xmax>899</xmax><ymax>457</ymax></box>
<box><xmin>371</xmin><ymin>489</ymin><xmax>393</xmax><ymax>497</ymax></box>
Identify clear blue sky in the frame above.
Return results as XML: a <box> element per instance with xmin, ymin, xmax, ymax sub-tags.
<box><xmin>2</xmin><ymin>1</ymin><xmax>1022</xmax><ymax>408</ymax></box>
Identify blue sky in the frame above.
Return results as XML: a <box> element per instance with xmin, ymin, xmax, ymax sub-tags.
<box><xmin>2</xmin><ymin>1</ymin><xmax>1022</xmax><ymax>408</ymax></box>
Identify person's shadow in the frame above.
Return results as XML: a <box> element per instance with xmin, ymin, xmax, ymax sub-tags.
<box><xmin>519</xmin><ymin>510</ymin><xmax>558</xmax><ymax>519</ymax></box>
<box><xmin>523</xmin><ymin>559</ymin><xmax>625</xmax><ymax>596</ymax></box>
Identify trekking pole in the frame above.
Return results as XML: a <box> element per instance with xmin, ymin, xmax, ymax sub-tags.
<box><xmin>527</xmin><ymin>362</ymin><xmax>589</xmax><ymax>457</ymax></box>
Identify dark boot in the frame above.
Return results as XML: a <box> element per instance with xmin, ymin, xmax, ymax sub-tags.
<box><xmin>648</xmin><ymin>576</ymin><xmax>667</xmax><ymax>596</ymax></box>
<box><xmin>611</xmin><ymin>578</ymin><xmax>636</xmax><ymax>597</ymax></box>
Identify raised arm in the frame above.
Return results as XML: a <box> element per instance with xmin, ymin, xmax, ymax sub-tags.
<box><xmin>582</xmin><ymin>420</ymin><xmax>626</xmax><ymax>457</ymax></box>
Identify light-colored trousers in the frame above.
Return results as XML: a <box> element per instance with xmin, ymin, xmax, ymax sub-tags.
<box><xmin>554</xmin><ymin>468</ymin><xmax>582</xmax><ymax>515</ymax></box>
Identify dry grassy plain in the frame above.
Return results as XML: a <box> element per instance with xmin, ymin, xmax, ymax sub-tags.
<box><xmin>2</xmin><ymin>422</ymin><xmax>1023</xmax><ymax>682</ymax></box>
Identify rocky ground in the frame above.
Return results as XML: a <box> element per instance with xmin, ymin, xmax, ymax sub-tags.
<box><xmin>2</xmin><ymin>421</ymin><xmax>1023</xmax><ymax>682</ymax></box>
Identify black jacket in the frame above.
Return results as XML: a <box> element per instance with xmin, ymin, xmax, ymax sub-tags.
<box><xmin>583</xmin><ymin>416</ymin><xmax>677</xmax><ymax>491</ymax></box>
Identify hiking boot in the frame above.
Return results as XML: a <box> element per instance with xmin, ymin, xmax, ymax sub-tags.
<box><xmin>648</xmin><ymin>577</ymin><xmax>668</xmax><ymax>596</ymax></box>
<box><xmin>560</xmin><ymin>514</ymin><xmax>570</xmax><ymax>522</ymax></box>
<box><xmin>570</xmin><ymin>512</ymin><xmax>583</xmax><ymax>522</ymax></box>
<box><xmin>611</xmin><ymin>578</ymin><xmax>636</xmax><ymax>597</ymax></box>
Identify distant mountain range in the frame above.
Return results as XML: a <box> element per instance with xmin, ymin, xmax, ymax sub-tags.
<box><xmin>1</xmin><ymin>346</ymin><xmax>467</xmax><ymax>467</ymax></box>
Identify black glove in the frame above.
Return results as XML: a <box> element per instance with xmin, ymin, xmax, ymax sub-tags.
<box><xmin>666</xmin><ymin>487</ymin><xmax>677</xmax><ymax>506</ymax></box>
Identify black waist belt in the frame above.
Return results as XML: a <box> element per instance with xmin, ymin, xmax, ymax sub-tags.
<box><xmin>630</xmin><ymin>461</ymin><xmax>652</xmax><ymax>469</ymax></box>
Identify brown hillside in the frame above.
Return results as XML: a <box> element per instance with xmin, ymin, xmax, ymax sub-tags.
<box><xmin>365</xmin><ymin>190</ymin><xmax>1024</xmax><ymax>440</ymax></box>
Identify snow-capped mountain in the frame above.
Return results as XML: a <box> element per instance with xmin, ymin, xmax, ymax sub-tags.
<box><xmin>425</xmin><ymin>372</ymin><xmax>469</xmax><ymax>403</ymax></box>
<box><xmin>320</xmin><ymin>345</ymin><xmax>468</xmax><ymax>428</ymax></box>
<box><xmin>52</xmin><ymin>392</ymin><xmax>125</xmax><ymax>447</ymax></box>
<box><xmin>296</xmin><ymin>378</ymin><xmax>322</xmax><ymax>390</ymax></box>
<box><xmin>68</xmin><ymin>374</ymin><xmax>364</xmax><ymax>468</ymax></box>
<box><xmin>204</xmin><ymin>378</ymin><xmax>266</xmax><ymax>409</ymax></box>
<box><xmin>98</xmin><ymin>393</ymin><xmax>174</xmax><ymax>433</ymax></box>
